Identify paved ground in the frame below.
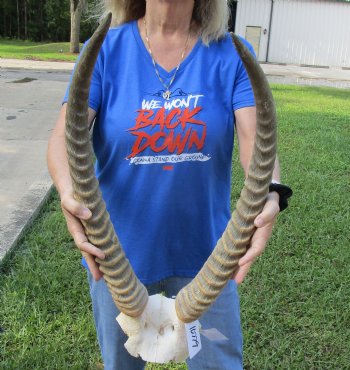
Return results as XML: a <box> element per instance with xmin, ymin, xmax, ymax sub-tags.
<box><xmin>262</xmin><ymin>62</ymin><xmax>350</xmax><ymax>89</ymax></box>
<box><xmin>0</xmin><ymin>63</ymin><xmax>69</xmax><ymax>260</ymax></box>
<box><xmin>2</xmin><ymin>58</ymin><xmax>350</xmax><ymax>87</ymax></box>
<box><xmin>0</xmin><ymin>58</ymin><xmax>349</xmax><ymax>262</ymax></box>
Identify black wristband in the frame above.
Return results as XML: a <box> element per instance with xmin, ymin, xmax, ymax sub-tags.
<box><xmin>269</xmin><ymin>183</ymin><xmax>293</xmax><ymax>212</ymax></box>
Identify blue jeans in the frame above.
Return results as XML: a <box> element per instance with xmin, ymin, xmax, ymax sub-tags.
<box><xmin>87</xmin><ymin>272</ymin><xmax>243</xmax><ymax>370</ymax></box>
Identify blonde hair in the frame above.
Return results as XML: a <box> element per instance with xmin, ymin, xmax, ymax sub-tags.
<box><xmin>96</xmin><ymin>0</ymin><xmax>230</xmax><ymax>45</ymax></box>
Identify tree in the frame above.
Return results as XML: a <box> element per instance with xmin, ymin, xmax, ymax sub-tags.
<box><xmin>70</xmin><ymin>0</ymin><xmax>86</xmax><ymax>53</ymax></box>
<box><xmin>45</xmin><ymin>0</ymin><xmax>70</xmax><ymax>42</ymax></box>
<box><xmin>0</xmin><ymin>0</ymin><xmax>93</xmax><ymax>42</ymax></box>
<box><xmin>16</xmin><ymin>0</ymin><xmax>20</xmax><ymax>38</ymax></box>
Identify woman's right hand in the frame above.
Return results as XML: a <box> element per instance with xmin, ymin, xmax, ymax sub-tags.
<box><xmin>60</xmin><ymin>191</ymin><xmax>105</xmax><ymax>281</ymax></box>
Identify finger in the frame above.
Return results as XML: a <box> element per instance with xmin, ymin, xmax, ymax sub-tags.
<box><xmin>74</xmin><ymin>233</ymin><xmax>106</xmax><ymax>260</ymax></box>
<box><xmin>233</xmin><ymin>262</ymin><xmax>253</xmax><ymax>284</ymax></box>
<box><xmin>61</xmin><ymin>196</ymin><xmax>91</xmax><ymax>220</ymax></box>
<box><xmin>239</xmin><ymin>245</ymin><xmax>262</xmax><ymax>266</ymax></box>
<box><xmin>62</xmin><ymin>208</ymin><xmax>85</xmax><ymax>234</ymax></box>
<box><xmin>82</xmin><ymin>252</ymin><xmax>103</xmax><ymax>281</ymax></box>
<box><xmin>62</xmin><ymin>209</ymin><xmax>106</xmax><ymax>260</ymax></box>
<box><xmin>254</xmin><ymin>201</ymin><xmax>279</xmax><ymax>228</ymax></box>
<box><xmin>239</xmin><ymin>226</ymin><xmax>272</xmax><ymax>266</ymax></box>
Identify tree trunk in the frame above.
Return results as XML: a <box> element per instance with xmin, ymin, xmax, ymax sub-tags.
<box><xmin>70</xmin><ymin>0</ymin><xmax>86</xmax><ymax>53</ymax></box>
<box><xmin>24</xmin><ymin>0</ymin><xmax>27</xmax><ymax>40</ymax></box>
<box><xmin>39</xmin><ymin>0</ymin><xmax>44</xmax><ymax>41</ymax></box>
<box><xmin>17</xmin><ymin>0</ymin><xmax>20</xmax><ymax>39</ymax></box>
<box><xmin>3</xmin><ymin>2</ymin><xmax>6</xmax><ymax>36</ymax></box>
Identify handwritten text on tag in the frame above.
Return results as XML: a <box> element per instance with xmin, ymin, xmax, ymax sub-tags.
<box><xmin>185</xmin><ymin>321</ymin><xmax>202</xmax><ymax>359</ymax></box>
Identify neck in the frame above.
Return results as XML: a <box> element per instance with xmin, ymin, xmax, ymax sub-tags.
<box><xmin>145</xmin><ymin>0</ymin><xmax>195</xmax><ymax>36</ymax></box>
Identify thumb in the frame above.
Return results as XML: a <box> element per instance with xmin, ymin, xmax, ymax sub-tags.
<box><xmin>61</xmin><ymin>195</ymin><xmax>91</xmax><ymax>220</ymax></box>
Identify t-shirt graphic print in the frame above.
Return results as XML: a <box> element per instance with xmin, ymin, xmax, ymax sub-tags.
<box><xmin>127</xmin><ymin>89</ymin><xmax>210</xmax><ymax>168</ymax></box>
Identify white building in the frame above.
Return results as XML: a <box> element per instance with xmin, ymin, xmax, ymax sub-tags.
<box><xmin>231</xmin><ymin>0</ymin><xmax>350</xmax><ymax>68</ymax></box>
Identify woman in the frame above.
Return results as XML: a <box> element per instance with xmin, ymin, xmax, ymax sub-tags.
<box><xmin>47</xmin><ymin>0</ymin><xmax>283</xmax><ymax>369</ymax></box>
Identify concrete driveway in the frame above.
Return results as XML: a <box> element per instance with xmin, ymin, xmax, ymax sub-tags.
<box><xmin>0</xmin><ymin>67</ymin><xmax>70</xmax><ymax>260</ymax></box>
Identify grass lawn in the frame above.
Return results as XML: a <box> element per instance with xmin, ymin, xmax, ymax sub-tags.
<box><xmin>1</xmin><ymin>84</ymin><xmax>349</xmax><ymax>369</ymax></box>
<box><xmin>0</xmin><ymin>39</ymin><xmax>80</xmax><ymax>62</ymax></box>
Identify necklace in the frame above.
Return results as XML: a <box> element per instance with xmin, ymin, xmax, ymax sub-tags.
<box><xmin>143</xmin><ymin>17</ymin><xmax>191</xmax><ymax>100</ymax></box>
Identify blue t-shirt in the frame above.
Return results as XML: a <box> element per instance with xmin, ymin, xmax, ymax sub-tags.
<box><xmin>64</xmin><ymin>21</ymin><xmax>255</xmax><ymax>284</ymax></box>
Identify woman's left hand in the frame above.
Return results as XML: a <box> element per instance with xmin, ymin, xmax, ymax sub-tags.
<box><xmin>233</xmin><ymin>192</ymin><xmax>280</xmax><ymax>284</ymax></box>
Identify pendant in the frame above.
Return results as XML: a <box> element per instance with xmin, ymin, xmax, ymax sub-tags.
<box><xmin>163</xmin><ymin>90</ymin><xmax>171</xmax><ymax>100</ymax></box>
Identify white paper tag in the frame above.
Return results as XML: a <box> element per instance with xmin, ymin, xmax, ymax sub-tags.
<box><xmin>200</xmin><ymin>328</ymin><xmax>229</xmax><ymax>341</ymax></box>
<box><xmin>185</xmin><ymin>320</ymin><xmax>202</xmax><ymax>359</ymax></box>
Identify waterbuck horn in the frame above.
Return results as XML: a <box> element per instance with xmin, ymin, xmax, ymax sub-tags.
<box><xmin>175</xmin><ymin>34</ymin><xmax>277</xmax><ymax>323</ymax></box>
<box><xmin>65</xmin><ymin>13</ymin><xmax>149</xmax><ymax>317</ymax></box>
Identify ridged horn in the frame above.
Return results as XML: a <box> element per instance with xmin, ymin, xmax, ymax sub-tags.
<box><xmin>175</xmin><ymin>34</ymin><xmax>277</xmax><ymax>323</ymax></box>
<box><xmin>65</xmin><ymin>13</ymin><xmax>149</xmax><ymax>317</ymax></box>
